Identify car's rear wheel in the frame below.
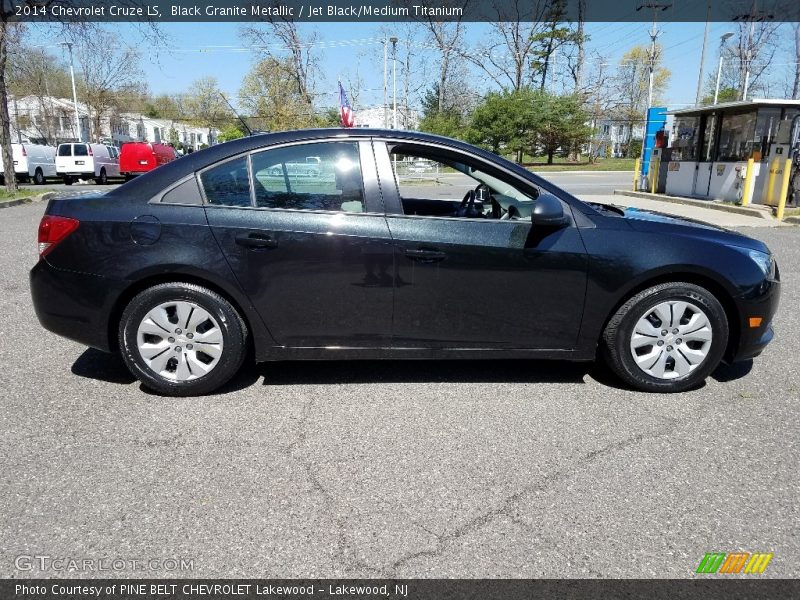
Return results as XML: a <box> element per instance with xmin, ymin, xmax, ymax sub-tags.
<box><xmin>63</xmin><ymin>176</ymin><xmax>73</xmax><ymax>185</ymax></box>
<box><xmin>119</xmin><ymin>283</ymin><xmax>247</xmax><ymax>396</ymax></box>
<box><xmin>95</xmin><ymin>168</ymin><xmax>107</xmax><ymax>185</ymax></box>
<box><xmin>602</xmin><ymin>282</ymin><xmax>728</xmax><ymax>393</ymax></box>
<box><xmin>33</xmin><ymin>168</ymin><xmax>45</xmax><ymax>185</ymax></box>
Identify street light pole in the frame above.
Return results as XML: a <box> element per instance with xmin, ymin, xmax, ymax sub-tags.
<box><xmin>62</xmin><ymin>42</ymin><xmax>82</xmax><ymax>142</ymax></box>
<box><xmin>390</xmin><ymin>36</ymin><xmax>398</xmax><ymax>129</ymax></box>
<box><xmin>713</xmin><ymin>32</ymin><xmax>734</xmax><ymax>104</ymax></box>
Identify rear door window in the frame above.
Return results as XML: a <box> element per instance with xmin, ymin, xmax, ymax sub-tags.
<box><xmin>57</xmin><ymin>145</ymin><xmax>72</xmax><ymax>157</ymax></box>
<box><xmin>250</xmin><ymin>142</ymin><xmax>365</xmax><ymax>212</ymax></box>
<box><xmin>200</xmin><ymin>156</ymin><xmax>252</xmax><ymax>207</ymax></box>
<box><xmin>73</xmin><ymin>144</ymin><xmax>88</xmax><ymax>157</ymax></box>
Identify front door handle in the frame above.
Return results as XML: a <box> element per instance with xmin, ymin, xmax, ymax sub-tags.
<box><xmin>235</xmin><ymin>233</ymin><xmax>278</xmax><ymax>249</ymax></box>
<box><xmin>404</xmin><ymin>248</ymin><xmax>446</xmax><ymax>263</ymax></box>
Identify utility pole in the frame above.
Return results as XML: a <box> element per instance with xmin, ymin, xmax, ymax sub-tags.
<box><xmin>383</xmin><ymin>39</ymin><xmax>388</xmax><ymax>129</ymax></box>
<box><xmin>390</xmin><ymin>36</ymin><xmax>398</xmax><ymax>129</ymax></box>
<box><xmin>636</xmin><ymin>3</ymin><xmax>671</xmax><ymax>189</ymax></box>
<box><xmin>694</xmin><ymin>1</ymin><xmax>712</xmax><ymax>106</ymax></box>
<box><xmin>61</xmin><ymin>42</ymin><xmax>82</xmax><ymax>142</ymax></box>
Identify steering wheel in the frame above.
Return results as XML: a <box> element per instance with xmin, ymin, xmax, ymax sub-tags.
<box><xmin>457</xmin><ymin>183</ymin><xmax>490</xmax><ymax>218</ymax></box>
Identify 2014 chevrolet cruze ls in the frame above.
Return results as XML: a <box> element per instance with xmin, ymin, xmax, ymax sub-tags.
<box><xmin>31</xmin><ymin>129</ymin><xmax>779</xmax><ymax>396</ymax></box>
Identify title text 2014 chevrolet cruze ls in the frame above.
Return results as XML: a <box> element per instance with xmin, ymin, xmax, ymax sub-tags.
<box><xmin>30</xmin><ymin>130</ymin><xmax>779</xmax><ymax>396</ymax></box>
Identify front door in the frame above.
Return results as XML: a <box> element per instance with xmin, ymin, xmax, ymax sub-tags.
<box><xmin>204</xmin><ymin>140</ymin><xmax>394</xmax><ymax>348</ymax></box>
<box><xmin>375</xmin><ymin>142</ymin><xmax>588</xmax><ymax>350</ymax></box>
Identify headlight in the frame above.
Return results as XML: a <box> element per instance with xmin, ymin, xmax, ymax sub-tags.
<box><xmin>733</xmin><ymin>247</ymin><xmax>775</xmax><ymax>278</ymax></box>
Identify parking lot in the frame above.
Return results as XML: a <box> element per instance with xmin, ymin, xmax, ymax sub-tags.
<box><xmin>1</xmin><ymin>199</ymin><xmax>798</xmax><ymax>578</ymax></box>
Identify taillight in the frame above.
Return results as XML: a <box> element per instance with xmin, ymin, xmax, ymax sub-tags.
<box><xmin>38</xmin><ymin>215</ymin><xmax>79</xmax><ymax>258</ymax></box>
<box><xmin>21</xmin><ymin>145</ymin><xmax>27</xmax><ymax>156</ymax></box>
<box><xmin>87</xmin><ymin>145</ymin><xmax>93</xmax><ymax>156</ymax></box>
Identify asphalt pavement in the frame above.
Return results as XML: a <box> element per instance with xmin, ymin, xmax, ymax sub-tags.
<box><xmin>0</xmin><ymin>200</ymin><xmax>798</xmax><ymax>578</ymax></box>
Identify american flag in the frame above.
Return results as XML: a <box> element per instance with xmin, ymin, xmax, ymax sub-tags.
<box><xmin>339</xmin><ymin>81</ymin><xmax>355</xmax><ymax>128</ymax></box>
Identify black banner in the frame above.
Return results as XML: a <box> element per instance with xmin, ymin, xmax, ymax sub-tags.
<box><xmin>4</xmin><ymin>579</ymin><xmax>800</xmax><ymax>600</ymax></box>
<box><xmin>5</xmin><ymin>0</ymin><xmax>800</xmax><ymax>23</ymax></box>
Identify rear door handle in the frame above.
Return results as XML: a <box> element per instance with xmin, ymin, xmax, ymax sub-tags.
<box><xmin>235</xmin><ymin>233</ymin><xmax>278</xmax><ymax>249</ymax></box>
<box><xmin>404</xmin><ymin>248</ymin><xmax>446</xmax><ymax>263</ymax></box>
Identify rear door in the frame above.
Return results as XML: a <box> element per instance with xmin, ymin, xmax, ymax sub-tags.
<box><xmin>204</xmin><ymin>139</ymin><xmax>394</xmax><ymax>348</ymax></box>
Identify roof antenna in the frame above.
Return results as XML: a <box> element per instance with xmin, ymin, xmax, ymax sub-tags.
<box><xmin>219</xmin><ymin>92</ymin><xmax>252</xmax><ymax>136</ymax></box>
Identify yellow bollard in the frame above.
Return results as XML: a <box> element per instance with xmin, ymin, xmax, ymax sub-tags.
<box><xmin>633</xmin><ymin>158</ymin><xmax>640</xmax><ymax>191</ymax></box>
<box><xmin>650</xmin><ymin>158</ymin><xmax>661</xmax><ymax>194</ymax></box>
<box><xmin>741</xmin><ymin>157</ymin><xmax>755</xmax><ymax>206</ymax></box>
<box><xmin>776</xmin><ymin>158</ymin><xmax>792</xmax><ymax>221</ymax></box>
<box><xmin>763</xmin><ymin>158</ymin><xmax>778</xmax><ymax>206</ymax></box>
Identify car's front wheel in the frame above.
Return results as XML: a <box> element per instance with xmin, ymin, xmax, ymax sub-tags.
<box><xmin>603</xmin><ymin>282</ymin><xmax>728</xmax><ymax>393</ymax></box>
<box><xmin>119</xmin><ymin>283</ymin><xmax>247</xmax><ymax>396</ymax></box>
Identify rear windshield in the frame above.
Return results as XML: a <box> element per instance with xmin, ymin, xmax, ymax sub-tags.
<box><xmin>74</xmin><ymin>144</ymin><xmax>88</xmax><ymax>156</ymax></box>
<box><xmin>57</xmin><ymin>145</ymin><xmax>72</xmax><ymax>157</ymax></box>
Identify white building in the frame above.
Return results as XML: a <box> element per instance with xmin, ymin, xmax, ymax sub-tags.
<box><xmin>9</xmin><ymin>95</ymin><xmax>217</xmax><ymax>149</ymax></box>
<box><xmin>354</xmin><ymin>105</ymin><xmax>420</xmax><ymax>130</ymax></box>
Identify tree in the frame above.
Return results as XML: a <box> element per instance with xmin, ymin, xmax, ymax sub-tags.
<box><xmin>463</xmin><ymin>0</ymin><xmax>557</xmax><ymax>91</ymax></box>
<box><xmin>609</xmin><ymin>44</ymin><xmax>670</xmax><ymax>152</ymax></box>
<box><xmin>467</xmin><ymin>88</ymin><xmax>538</xmax><ymax>161</ymax></box>
<box><xmin>417</xmin><ymin>6</ymin><xmax>468</xmax><ymax>113</ymax></box>
<box><xmin>74</xmin><ymin>29</ymin><xmax>144</xmax><ymax>143</ymax></box>
<box><xmin>217</xmin><ymin>124</ymin><xmax>246</xmax><ymax>143</ymax></box>
<box><xmin>530</xmin><ymin>92</ymin><xmax>590</xmax><ymax>164</ymax></box>
<box><xmin>0</xmin><ymin>2</ymin><xmax>160</xmax><ymax>192</ymax></box>
<box><xmin>183</xmin><ymin>77</ymin><xmax>231</xmax><ymax>143</ymax></box>
<box><xmin>240</xmin><ymin>21</ymin><xmax>318</xmax><ymax>106</ymax></box>
<box><xmin>239</xmin><ymin>58</ymin><xmax>316</xmax><ymax>132</ymax></box>
<box><xmin>529</xmin><ymin>0</ymin><xmax>583</xmax><ymax>91</ymax></box>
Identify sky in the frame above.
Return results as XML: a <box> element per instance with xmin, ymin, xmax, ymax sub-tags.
<box><xmin>31</xmin><ymin>20</ymin><xmax>798</xmax><ymax>112</ymax></box>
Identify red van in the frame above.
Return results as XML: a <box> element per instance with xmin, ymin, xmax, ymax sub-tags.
<box><xmin>119</xmin><ymin>142</ymin><xmax>177</xmax><ymax>179</ymax></box>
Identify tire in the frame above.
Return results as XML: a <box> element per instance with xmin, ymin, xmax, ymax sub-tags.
<box><xmin>95</xmin><ymin>168</ymin><xmax>107</xmax><ymax>185</ymax></box>
<box><xmin>63</xmin><ymin>176</ymin><xmax>73</xmax><ymax>186</ymax></box>
<box><xmin>602</xmin><ymin>282</ymin><xmax>728</xmax><ymax>393</ymax></box>
<box><xmin>33</xmin><ymin>168</ymin><xmax>45</xmax><ymax>185</ymax></box>
<box><xmin>118</xmin><ymin>283</ymin><xmax>248</xmax><ymax>396</ymax></box>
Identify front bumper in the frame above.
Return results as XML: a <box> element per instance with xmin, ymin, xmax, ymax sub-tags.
<box><xmin>729</xmin><ymin>278</ymin><xmax>780</xmax><ymax>363</ymax></box>
<box><xmin>30</xmin><ymin>260</ymin><xmax>126</xmax><ymax>352</ymax></box>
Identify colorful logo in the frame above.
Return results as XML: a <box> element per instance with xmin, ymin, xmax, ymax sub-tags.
<box><xmin>696</xmin><ymin>552</ymin><xmax>773</xmax><ymax>574</ymax></box>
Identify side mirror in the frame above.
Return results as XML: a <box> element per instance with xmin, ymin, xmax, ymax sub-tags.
<box><xmin>531</xmin><ymin>193</ymin><xmax>569</xmax><ymax>228</ymax></box>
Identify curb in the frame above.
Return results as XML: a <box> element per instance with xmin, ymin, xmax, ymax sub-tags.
<box><xmin>0</xmin><ymin>191</ymin><xmax>57</xmax><ymax>210</ymax></box>
<box><xmin>613</xmin><ymin>190</ymin><xmax>773</xmax><ymax>220</ymax></box>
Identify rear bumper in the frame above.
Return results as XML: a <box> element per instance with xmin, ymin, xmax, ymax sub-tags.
<box><xmin>30</xmin><ymin>260</ymin><xmax>125</xmax><ymax>352</ymax></box>
<box><xmin>729</xmin><ymin>279</ymin><xmax>780</xmax><ymax>362</ymax></box>
<box><xmin>57</xmin><ymin>171</ymin><xmax>94</xmax><ymax>177</ymax></box>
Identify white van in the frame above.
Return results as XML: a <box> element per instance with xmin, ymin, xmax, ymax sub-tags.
<box><xmin>55</xmin><ymin>143</ymin><xmax>121</xmax><ymax>185</ymax></box>
<box><xmin>0</xmin><ymin>143</ymin><xmax>57</xmax><ymax>185</ymax></box>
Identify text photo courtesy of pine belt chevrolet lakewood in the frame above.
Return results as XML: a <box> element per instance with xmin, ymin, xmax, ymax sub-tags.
<box><xmin>30</xmin><ymin>129</ymin><xmax>780</xmax><ymax>397</ymax></box>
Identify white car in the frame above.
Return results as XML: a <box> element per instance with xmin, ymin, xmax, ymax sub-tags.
<box><xmin>0</xmin><ymin>143</ymin><xmax>57</xmax><ymax>185</ymax></box>
<box><xmin>55</xmin><ymin>142</ymin><xmax>121</xmax><ymax>185</ymax></box>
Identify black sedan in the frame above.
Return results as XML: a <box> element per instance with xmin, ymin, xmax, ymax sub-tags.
<box><xmin>30</xmin><ymin>129</ymin><xmax>780</xmax><ymax>396</ymax></box>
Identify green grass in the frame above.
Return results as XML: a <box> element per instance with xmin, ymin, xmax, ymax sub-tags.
<box><xmin>0</xmin><ymin>187</ymin><xmax>55</xmax><ymax>202</ymax></box>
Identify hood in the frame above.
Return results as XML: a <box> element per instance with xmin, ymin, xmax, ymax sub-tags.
<box><xmin>593</xmin><ymin>203</ymin><xmax>771</xmax><ymax>254</ymax></box>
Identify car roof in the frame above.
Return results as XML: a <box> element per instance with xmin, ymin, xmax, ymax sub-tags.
<box><xmin>107</xmin><ymin>128</ymin><xmax>539</xmax><ymax>200</ymax></box>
